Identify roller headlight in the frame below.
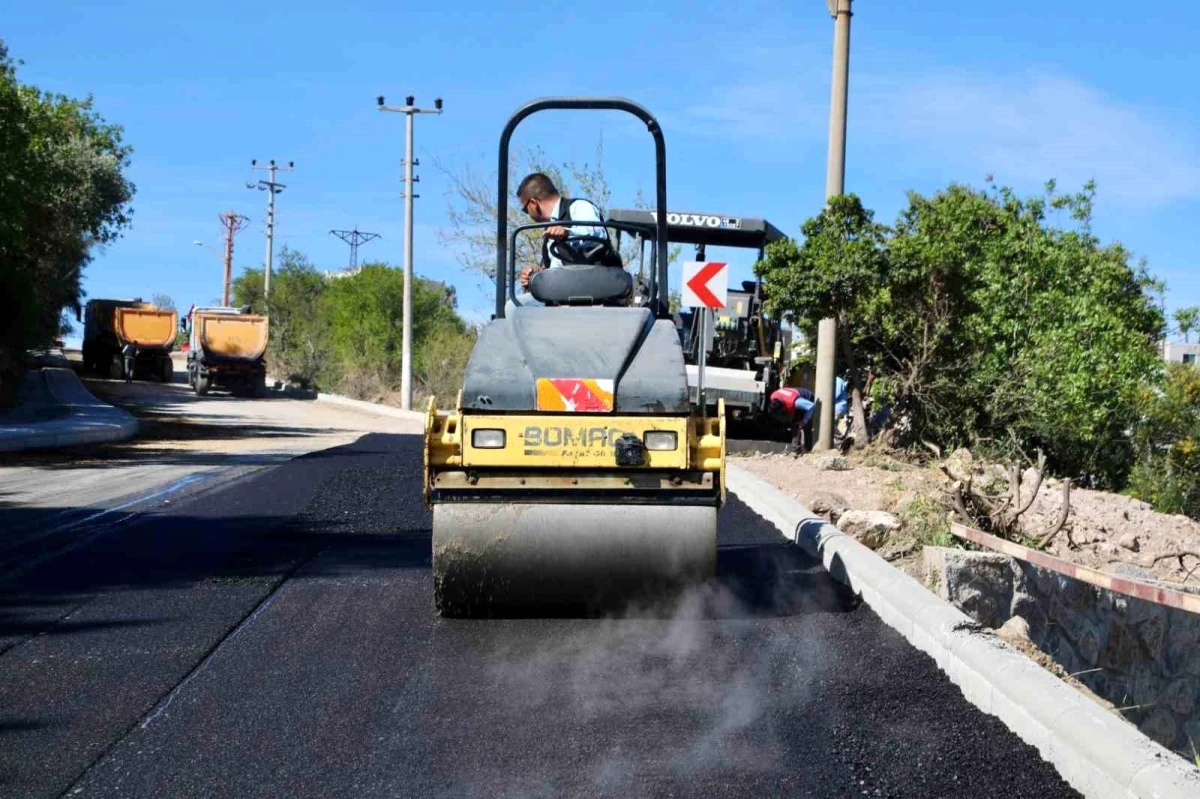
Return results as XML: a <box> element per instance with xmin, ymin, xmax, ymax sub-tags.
<box><xmin>643</xmin><ymin>431</ymin><xmax>678</xmax><ymax>451</ymax></box>
<box><xmin>472</xmin><ymin>429</ymin><xmax>506</xmax><ymax>449</ymax></box>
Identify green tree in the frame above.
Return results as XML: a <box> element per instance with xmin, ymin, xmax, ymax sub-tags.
<box><xmin>756</xmin><ymin>194</ymin><xmax>890</xmax><ymax>446</ymax></box>
<box><xmin>758</xmin><ymin>181</ymin><xmax>1164</xmax><ymax>486</ymax></box>
<box><xmin>322</xmin><ymin>263</ymin><xmax>404</xmax><ymax>380</ymax></box>
<box><xmin>230</xmin><ymin>267</ymin><xmax>264</xmax><ymax>312</ymax></box>
<box><xmin>1127</xmin><ymin>363</ymin><xmax>1200</xmax><ymax>514</ymax></box>
<box><xmin>0</xmin><ymin>40</ymin><xmax>134</xmax><ymax>403</ymax></box>
<box><xmin>1174</xmin><ymin>306</ymin><xmax>1200</xmax><ymax>343</ymax></box>
<box><xmin>232</xmin><ymin>247</ymin><xmax>329</xmax><ymax>386</ymax></box>
<box><xmin>231</xmin><ymin>250</ymin><xmax>476</xmax><ymax>401</ymax></box>
<box><xmin>321</xmin><ymin>263</ymin><xmax>468</xmax><ymax>396</ymax></box>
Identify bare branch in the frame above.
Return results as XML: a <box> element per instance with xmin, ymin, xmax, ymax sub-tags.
<box><xmin>940</xmin><ymin>461</ymin><xmax>977</xmax><ymax>502</ymax></box>
<box><xmin>1034</xmin><ymin>478</ymin><xmax>1072</xmax><ymax>549</ymax></box>
<box><xmin>978</xmin><ymin>491</ymin><xmax>1006</xmax><ymax>518</ymax></box>
<box><xmin>1148</xmin><ymin>551</ymin><xmax>1200</xmax><ymax>566</ymax></box>
<box><xmin>1012</xmin><ymin>449</ymin><xmax>1047</xmax><ymax>518</ymax></box>
<box><xmin>1009</xmin><ymin>464</ymin><xmax>1021</xmax><ymax>510</ymax></box>
<box><xmin>946</xmin><ymin>484</ymin><xmax>972</xmax><ymax>524</ymax></box>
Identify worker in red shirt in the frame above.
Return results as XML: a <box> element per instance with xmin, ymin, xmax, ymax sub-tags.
<box><xmin>768</xmin><ymin>387</ymin><xmax>816</xmax><ymax>454</ymax></box>
<box><xmin>770</xmin><ymin>377</ymin><xmax>853</xmax><ymax>454</ymax></box>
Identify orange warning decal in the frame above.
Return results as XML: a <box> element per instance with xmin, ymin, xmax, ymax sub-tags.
<box><xmin>536</xmin><ymin>378</ymin><xmax>615</xmax><ymax>412</ymax></box>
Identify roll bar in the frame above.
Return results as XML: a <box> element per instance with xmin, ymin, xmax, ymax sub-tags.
<box><xmin>494</xmin><ymin>97</ymin><xmax>668</xmax><ymax>319</ymax></box>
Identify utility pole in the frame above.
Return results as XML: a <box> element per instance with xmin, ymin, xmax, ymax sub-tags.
<box><xmin>218</xmin><ymin>211</ymin><xmax>250</xmax><ymax>306</ymax></box>
<box><xmin>377</xmin><ymin>94</ymin><xmax>443</xmax><ymax>411</ymax></box>
<box><xmin>247</xmin><ymin>159</ymin><xmax>294</xmax><ymax>298</ymax></box>
<box><xmin>329</xmin><ymin>227</ymin><xmax>381</xmax><ymax>271</ymax></box>
<box><xmin>814</xmin><ymin>0</ymin><xmax>853</xmax><ymax>451</ymax></box>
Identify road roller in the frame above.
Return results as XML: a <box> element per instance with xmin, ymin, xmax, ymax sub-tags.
<box><xmin>423</xmin><ymin>97</ymin><xmax>726</xmax><ymax>617</ymax></box>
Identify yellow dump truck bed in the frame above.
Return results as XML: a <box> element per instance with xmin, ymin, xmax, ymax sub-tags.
<box><xmin>198</xmin><ymin>314</ymin><xmax>269</xmax><ymax>361</ymax></box>
<box><xmin>115</xmin><ymin>307</ymin><xmax>177</xmax><ymax>350</ymax></box>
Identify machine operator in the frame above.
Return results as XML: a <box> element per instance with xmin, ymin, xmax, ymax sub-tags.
<box><xmin>515</xmin><ymin>172</ymin><xmax>619</xmax><ymax>304</ymax></box>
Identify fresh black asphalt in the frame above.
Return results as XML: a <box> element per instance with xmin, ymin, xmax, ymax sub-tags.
<box><xmin>0</xmin><ymin>433</ymin><xmax>1080</xmax><ymax>798</ymax></box>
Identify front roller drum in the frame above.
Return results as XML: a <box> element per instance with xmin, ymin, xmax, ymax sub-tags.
<box><xmin>432</xmin><ymin>503</ymin><xmax>717</xmax><ymax>617</ymax></box>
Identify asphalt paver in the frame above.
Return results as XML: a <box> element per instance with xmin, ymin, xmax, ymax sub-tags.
<box><xmin>1</xmin><ymin>434</ymin><xmax>1080</xmax><ymax>798</ymax></box>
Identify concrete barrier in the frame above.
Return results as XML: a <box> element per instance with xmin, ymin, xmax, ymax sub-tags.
<box><xmin>726</xmin><ymin>463</ymin><xmax>1200</xmax><ymax>799</ymax></box>
<box><xmin>308</xmin><ymin>390</ymin><xmax>425</xmax><ymax>423</ymax></box>
<box><xmin>0</xmin><ymin>368</ymin><xmax>137</xmax><ymax>452</ymax></box>
<box><xmin>265</xmin><ymin>374</ymin><xmax>424</xmax><ymax>423</ymax></box>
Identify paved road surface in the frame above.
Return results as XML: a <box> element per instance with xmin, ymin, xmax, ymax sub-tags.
<box><xmin>0</xmin><ymin>399</ymin><xmax>1081</xmax><ymax>797</ymax></box>
<box><xmin>0</xmin><ymin>369</ymin><xmax>420</xmax><ymax>575</ymax></box>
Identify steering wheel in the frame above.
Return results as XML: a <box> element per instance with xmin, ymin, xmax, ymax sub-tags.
<box><xmin>548</xmin><ymin>235</ymin><xmax>613</xmax><ymax>265</ymax></box>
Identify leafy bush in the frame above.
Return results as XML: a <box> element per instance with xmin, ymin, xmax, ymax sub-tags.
<box><xmin>758</xmin><ymin>181</ymin><xmax>1165</xmax><ymax>487</ymax></box>
<box><xmin>232</xmin><ymin>248</ymin><xmax>329</xmax><ymax>387</ymax></box>
<box><xmin>415</xmin><ymin>325</ymin><xmax>477</xmax><ymax>407</ymax></box>
<box><xmin>0</xmin><ymin>41</ymin><xmax>134</xmax><ymax>404</ymax></box>
<box><xmin>1123</xmin><ymin>459</ymin><xmax>1193</xmax><ymax>517</ymax></box>
<box><xmin>898</xmin><ymin>493</ymin><xmax>955</xmax><ymax>549</ymax></box>
<box><xmin>231</xmin><ymin>253</ymin><xmax>474</xmax><ymax>403</ymax></box>
<box><xmin>1125</xmin><ymin>363</ymin><xmax>1200</xmax><ymax>516</ymax></box>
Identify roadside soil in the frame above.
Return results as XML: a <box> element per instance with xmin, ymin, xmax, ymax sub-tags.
<box><xmin>735</xmin><ymin>448</ymin><xmax>1200</xmax><ymax>588</ymax></box>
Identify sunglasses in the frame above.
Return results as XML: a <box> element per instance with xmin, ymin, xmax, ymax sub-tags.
<box><xmin>521</xmin><ymin>197</ymin><xmax>537</xmax><ymax>218</ymax></box>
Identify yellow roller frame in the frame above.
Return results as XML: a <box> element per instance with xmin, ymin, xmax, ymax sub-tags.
<box><xmin>423</xmin><ymin>397</ymin><xmax>725</xmax><ymax>505</ymax></box>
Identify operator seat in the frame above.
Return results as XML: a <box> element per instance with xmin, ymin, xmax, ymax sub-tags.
<box><xmin>529</xmin><ymin>263</ymin><xmax>632</xmax><ymax>307</ymax></box>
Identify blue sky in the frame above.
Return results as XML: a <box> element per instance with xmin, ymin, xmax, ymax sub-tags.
<box><xmin>7</xmin><ymin>1</ymin><xmax>1200</xmax><ymax>343</ymax></box>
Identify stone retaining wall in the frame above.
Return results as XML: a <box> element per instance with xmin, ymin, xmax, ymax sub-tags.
<box><xmin>925</xmin><ymin>547</ymin><xmax>1200</xmax><ymax>754</ymax></box>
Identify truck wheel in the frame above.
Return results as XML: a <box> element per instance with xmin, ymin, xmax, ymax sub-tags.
<box><xmin>196</xmin><ymin>373</ymin><xmax>210</xmax><ymax>396</ymax></box>
<box><xmin>160</xmin><ymin>358</ymin><xmax>173</xmax><ymax>384</ymax></box>
<box><xmin>110</xmin><ymin>355</ymin><xmax>125</xmax><ymax>381</ymax></box>
<box><xmin>253</xmin><ymin>373</ymin><xmax>267</xmax><ymax>398</ymax></box>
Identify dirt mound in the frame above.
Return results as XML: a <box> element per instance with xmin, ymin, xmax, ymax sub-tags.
<box><xmin>735</xmin><ymin>449</ymin><xmax>1200</xmax><ymax>587</ymax></box>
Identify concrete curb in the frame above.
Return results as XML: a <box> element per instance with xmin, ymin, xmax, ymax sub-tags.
<box><xmin>266</xmin><ymin>376</ymin><xmax>425</xmax><ymax>423</ymax></box>
<box><xmin>726</xmin><ymin>463</ymin><xmax>1200</xmax><ymax>799</ymax></box>
<box><xmin>0</xmin><ymin>368</ymin><xmax>138</xmax><ymax>453</ymax></box>
<box><xmin>310</xmin><ymin>390</ymin><xmax>425</xmax><ymax>423</ymax></box>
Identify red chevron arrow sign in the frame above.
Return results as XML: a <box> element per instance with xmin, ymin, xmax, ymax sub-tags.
<box><xmin>681</xmin><ymin>261</ymin><xmax>728</xmax><ymax>310</ymax></box>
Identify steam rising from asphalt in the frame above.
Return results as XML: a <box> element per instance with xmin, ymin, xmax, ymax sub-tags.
<box><xmin>478</xmin><ymin>573</ymin><xmax>842</xmax><ymax>794</ymax></box>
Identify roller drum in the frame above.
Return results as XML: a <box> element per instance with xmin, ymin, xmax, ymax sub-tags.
<box><xmin>432</xmin><ymin>503</ymin><xmax>717</xmax><ymax>616</ymax></box>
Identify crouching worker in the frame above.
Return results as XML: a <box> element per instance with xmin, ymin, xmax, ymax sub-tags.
<box><xmin>768</xmin><ymin>387</ymin><xmax>816</xmax><ymax>455</ymax></box>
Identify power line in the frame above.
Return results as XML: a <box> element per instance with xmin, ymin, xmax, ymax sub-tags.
<box><xmin>329</xmin><ymin>227</ymin><xmax>382</xmax><ymax>271</ymax></box>
<box><xmin>814</xmin><ymin>0</ymin><xmax>853</xmax><ymax>451</ymax></box>
<box><xmin>218</xmin><ymin>211</ymin><xmax>251</xmax><ymax>306</ymax></box>
<box><xmin>377</xmin><ymin>94</ymin><xmax>444</xmax><ymax>411</ymax></box>
<box><xmin>247</xmin><ymin>159</ymin><xmax>294</xmax><ymax>298</ymax></box>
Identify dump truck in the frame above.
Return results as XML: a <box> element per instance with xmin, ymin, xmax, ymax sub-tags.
<box><xmin>605</xmin><ymin>208</ymin><xmax>790</xmax><ymax>435</ymax></box>
<box><xmin>423</xmin><ymin>97</ymin><xmax>726</xmax><ymax>617</ymax></box>
<box><xmin>185</xmin><ymin>306</ymin><xmax>269</xmax><ymax>397</ymax></box>
<box><xmin>81</xmin><ymin>298</ymin><xmax>177</xmax><ymax>382</ymax></box>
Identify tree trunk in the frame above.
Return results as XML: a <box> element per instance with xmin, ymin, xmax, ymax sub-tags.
<box><xmin>837</xmin><ymin>312</ymin><xmax>870</xmax><ymax>449</ymax></box>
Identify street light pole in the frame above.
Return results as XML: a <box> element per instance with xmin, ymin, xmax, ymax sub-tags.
<box><xmin>825</xmin><ymin>0</ymin><xmax>852</xmax><ymax>201</ymax></box>
<box><xmin>247</xmin><ymin>159</ymin><xmax>294</xmax><ymax>298</ymax></box>
<box><xmin>377</xmin><ymin>94</ymin><xmax>443</xmax><ymax>411</ymax></box>
<box><xmin>814</xmin><ymin>0</ymin><xmax>853</xmax><ymax>451</ymax></box>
